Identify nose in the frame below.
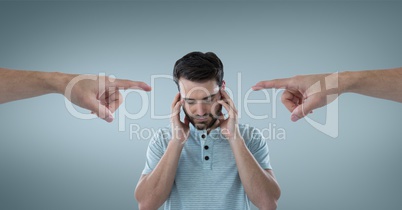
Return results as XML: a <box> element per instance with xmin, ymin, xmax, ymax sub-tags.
<box><xmin>194</xmin><ymin>102</ymin><xmax>208</xmax><ymax>116</ymax></box>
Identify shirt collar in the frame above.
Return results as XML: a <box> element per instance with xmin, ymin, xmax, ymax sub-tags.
<box><xmin>189</xmin><ymin>122</ymin><xmax>221</xmax><ymax>136</ymax></box>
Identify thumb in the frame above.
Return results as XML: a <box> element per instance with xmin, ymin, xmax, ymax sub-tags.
<box><xmin>290</xmin><ymin>98</ymin><xmax>318</xmax><ymax>122</ymax></box>
<box><xmin>184</xmin><ymin>116</ymin><xmax>190</xmax><ymax>127</ymax></box>
<box><xmin>90</xmin><ymin>100</ymin><xmax>114</xmax><ymax>123</ymax></box>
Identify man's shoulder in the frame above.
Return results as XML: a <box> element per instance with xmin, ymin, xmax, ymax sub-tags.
<box><xmin>150</xmin><ymin>126</ymin><xmax>172</xmax><ymax>143</ymax></box>
<box><xmin>238</xmin><ymin>123</ymin><xmax>263</xmax><ymax>140</ymax></box>
<box><xmin>237</xmin><ymin>124</ymin><xmax>270</xmax><ymax>154</ymax></box>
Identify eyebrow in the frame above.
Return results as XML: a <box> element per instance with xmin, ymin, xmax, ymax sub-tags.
<box><xmin>183</xmin><ymin>93</ymin><xmax>217</xmax><ymax>101</ymax></box>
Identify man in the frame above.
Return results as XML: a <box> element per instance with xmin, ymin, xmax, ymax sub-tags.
<box><xmin>135</xmin><ymin>52</ymin><xmax>280</xmax><ymax>210</ymax></box>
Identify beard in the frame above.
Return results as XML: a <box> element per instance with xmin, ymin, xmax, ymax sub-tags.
<box><xmin>182</xmin><ymin>104</ymin><xmax>222</xmax><ymax>130</ymax></box>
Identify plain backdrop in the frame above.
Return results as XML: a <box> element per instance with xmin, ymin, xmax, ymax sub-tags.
<box><xmin>1</xmin><ymin>1</ymin><xmax>401</xmax><ymax>210</ymax></box>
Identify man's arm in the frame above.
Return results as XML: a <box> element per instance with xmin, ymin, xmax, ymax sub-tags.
<box><xmin>0</xmin><ymin>68</ymin><xmax>151</xmax><ymax>122</ymax></box>
<box><xmin>252</xmin><ymin>67</ymin><xmax>402</xmax><ymax>122</ymax></box>
<box><xmin>340</xmin><ymin>68</ymin><xmax>402</xmax><ymax>102</ymax></box>
<box><xmin>0</xmin><ymin>68</ymin><xmax>65</xmax><ymax>103</ymax></box>
<box><xmin>135</xmin><ymin>140</ymin><xmax>184</xmax><ymax>210</ymax></box>
<box><xmin>135</xmin><ymin>93</ymin><xmax>189</xmax><ymax>210</ymax></box>
<box><xmin>229</xmin><ymin>138</ymin><xmax>281</xmax><ymax>210</ymax></box>
<box><xmin>217</xmin><ymin>90</ymin><xmax>280</xmax><ymax>210</ymax></box>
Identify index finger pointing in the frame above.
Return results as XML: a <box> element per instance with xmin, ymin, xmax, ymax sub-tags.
<box><xmin>111</xmin><ymin>79</ymin><xmax>152</xmax><ymax>91</ymax></box>
<box><xmin>252</xmin><ymin>78</ymin><xmax>291</xmax><ymax>90</ymax></box>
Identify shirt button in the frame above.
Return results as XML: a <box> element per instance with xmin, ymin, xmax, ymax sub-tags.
<box><xmin>201</xmin><ymin>134</ymin><xmax>206</xmax><ymax>139</ymax></box>
<box><xmin>204</xmin><ymin>156</ymin><xmax>209</xmax><ymax>160</ymax></box>
<box><xmin>204</xmin><ymin>145</ymin><xmax>209</xmax><ymax>150</ymax></box>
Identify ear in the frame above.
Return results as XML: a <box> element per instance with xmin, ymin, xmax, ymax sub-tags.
<box><xmin>221</xmin><ymin>80</ymin><xmax>226</xmax><ymax>90</ymax></box>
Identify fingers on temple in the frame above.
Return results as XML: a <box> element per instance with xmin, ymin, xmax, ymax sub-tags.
<box><xmin>219</xmin><ymin>90</ymin><xmax>237</xmax><ymax>114</ymax></box>
<box><xmin>171</xmin><ymin>93</ymin><xmax>181</xmax><ymax>110</ymax></box>
<box><xmin>171</xmin><ymin>93</ymin><xmax>182</xmax><ymax>122</ymax></box>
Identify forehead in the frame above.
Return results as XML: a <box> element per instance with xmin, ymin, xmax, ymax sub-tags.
<box><xmin>178</xmin><ymin>78</ymin><xmax>219</xmax><ymax>99</ymax></box>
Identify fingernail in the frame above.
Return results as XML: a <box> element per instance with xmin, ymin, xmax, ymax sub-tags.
<box><xmin>105</xmin><ymin>115</ymin><xmax>114</xmax><ymax>122</ymax></box>
<box><xmin>291</xmin><ymin>115</ymin><xmax>300</xmax><ymax>122</ymax></box>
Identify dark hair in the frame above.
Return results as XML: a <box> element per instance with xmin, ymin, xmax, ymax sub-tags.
<box><xmin>173</xmin><ymin>51</ymin><xmax>224</xmax><ymax>89</ymax></box>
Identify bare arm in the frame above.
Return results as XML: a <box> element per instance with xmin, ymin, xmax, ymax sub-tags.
<box><xmin>229</xmin><ymin>138</ymin><xmax>281</xmax><ymax>210</ymax></box>
<box><xmin>341</xmin><ymin>68</ymin><xmax>402</xmax><ymax>102</ymax></box>
<box><xmin>217</xmin><ymin>90</ymin><xmax>280</xmax><ymax>209</ymax></box>
<box><xmin>0</xmin><ymin>68</ymin><xmax>65</xmax><ymax>103</ymax></box>
<box><xmin>134</xmin><ymin>141</ymin><xmax>184</xmax><ymax>210</ymax></box>
<box><xmin>252</xmin><ymin>67</ymin><xmax>402</xmax><ymax>121</ymax></box>
<box><xmin>0</xmin><ymin>68</ymin><xmax>151</xmax><ymax>122</ymax></box>
<box><xmin>134</xmin><ymin>93</ymin><xmax>189</xmax><ymax>210</ymax></box>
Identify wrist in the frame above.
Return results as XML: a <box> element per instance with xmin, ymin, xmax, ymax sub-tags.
<box><xmin>228</xmin><ymin>135</ymin><xmax>245</xmax><ymax>146</ymax></box>
<box><xmin>168</xmin><ymin>138</ymin><xmax>186</xmax><ymax>149</ymax></box>
<box><xmin>339</xmin><ymin>71</ymin><xmax>358</xmax><ymax>95</ymax></box>
<box><xmin>47</xmin><ymin>72</ymin><xmax>75</xmax><ymax>95</ymax></box>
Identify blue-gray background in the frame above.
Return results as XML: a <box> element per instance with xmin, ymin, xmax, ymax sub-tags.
<box><xmin>1</xmin><ymin>1</ymin><xmax>401</xmax><ymax>210</ymax></box>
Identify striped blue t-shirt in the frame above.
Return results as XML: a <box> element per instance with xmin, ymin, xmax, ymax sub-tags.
<box><xmin>142</xmin><ymin>123</ymin><xmax>272</xmax><ymax>210</ymax></box>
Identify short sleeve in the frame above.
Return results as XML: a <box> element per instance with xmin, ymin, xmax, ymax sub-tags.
<box><xmin>141</xmin><ymin>128</ymin><xmax>169</xmax><ymax>175</ymax></box>
<box><xmin>246</xmin><ymin>127</ymin><xmax>272</xmax><ymax>170</ymax></box>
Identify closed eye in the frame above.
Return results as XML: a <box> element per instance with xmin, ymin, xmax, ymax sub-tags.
<box><xmin>184</xmin><ymin>93</ymin><xmax>218</xmax><ymax>105</ymax></box>
<box><xmin>185</xmin><ymin>99</ymin><xmax>196</xmax><ymax>105</ymax></box>
<box><xmin>203</xmin><ymin>97</ymin><xmax>213</xmax><ymax>103</ymax></box>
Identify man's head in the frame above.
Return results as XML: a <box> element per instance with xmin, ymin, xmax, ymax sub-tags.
<box><xmin>173</xmin><ymin>52</ymin><xmax>225</xmax><ymax>130</ymax></box>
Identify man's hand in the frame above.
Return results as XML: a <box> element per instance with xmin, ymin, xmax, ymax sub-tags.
<box><xmin>170</xmin><ymin>93</ymin><xmax>190</xmax><ymax>143</ymax></box>
<box><xmin>252</xmin><ymin>73</ymin><xmax>339</xmax><ymax>122</ymax></box>
<box><xmin>217</xmin><ymin>89</ymin><xmax>241</xmax><ymax>141</ymax></box>
<box><xmin>0</xmin><ymin>68</ymin><xmax>152</xmax><ymax>123</ymax></box>
<box><xmin>63</xmin><ymin>74</ymin><xmax>152</xmax><ymax>123</ymax></box>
